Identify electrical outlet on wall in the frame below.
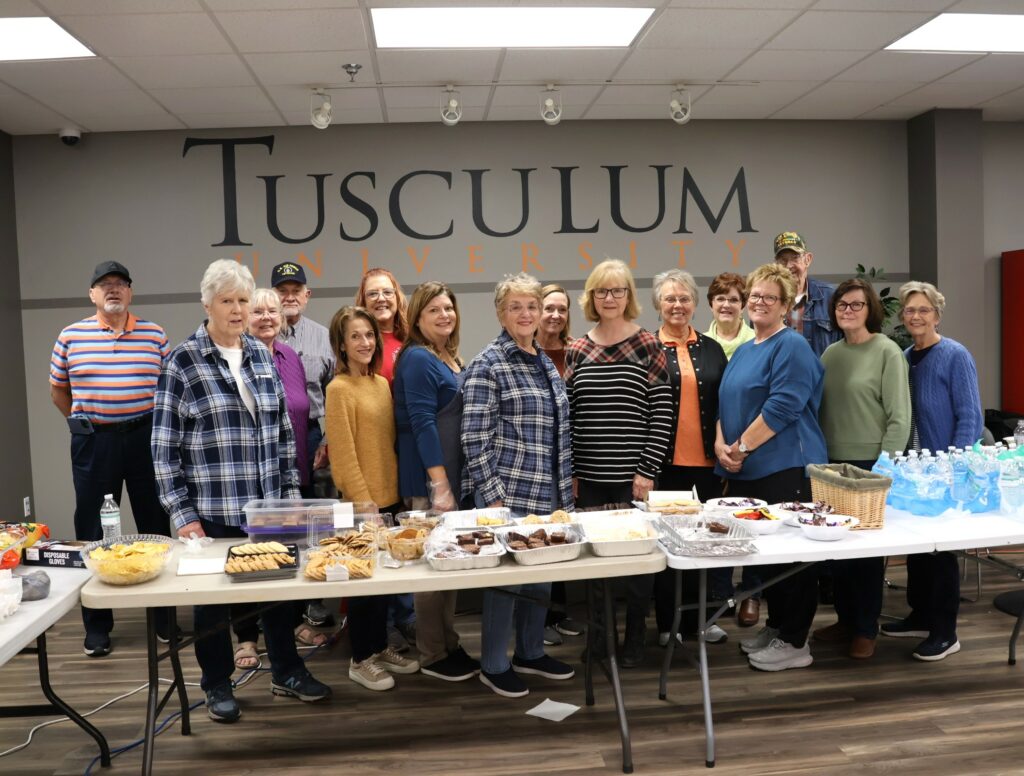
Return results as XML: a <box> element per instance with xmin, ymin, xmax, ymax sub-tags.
<box><xmin>23</xmin><ymin>496</ymin><xmax>30</xmax><ymax>518</ymax></box>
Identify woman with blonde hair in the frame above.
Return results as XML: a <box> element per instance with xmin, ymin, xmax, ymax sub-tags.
<box><xmin>565</xmin><ymin>258</ymin><xmax>673</xmax><ymax>667</ymax></box>
<box><xmin>393</xmin><ymin>281</ymin><xmax>478</xmax><ymax>681</ymax></box>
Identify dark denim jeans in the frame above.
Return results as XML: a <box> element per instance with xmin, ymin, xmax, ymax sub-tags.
<box><xmin>193</xmin><ymin>520</ymin><xmax>305</xmax><ymax>692</ymax></box>
<box><xmin>480</xmin><ymin>583</ymin><xmax>549</xmax><ymax>674</ymax></box>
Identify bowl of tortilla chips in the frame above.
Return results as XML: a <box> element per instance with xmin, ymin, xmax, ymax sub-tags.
<box><xmin>81</xmin><ymin>534</ymin><xmax>173</xmax><ymax>585</ymax></box>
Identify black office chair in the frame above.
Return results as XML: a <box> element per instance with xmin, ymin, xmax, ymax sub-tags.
<box><xmin>992</xmin><ymin>590</ymin><xmax>1024</xmax><ymax>665</ymax></box>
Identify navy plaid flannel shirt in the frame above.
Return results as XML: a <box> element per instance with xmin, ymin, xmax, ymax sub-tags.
<box><xmin>152</xmin><ymin>323</ymin><xmax>300</xmax><ymax>531</ymax></box>
<box><xmin>461</xmin><ymin>330</ymin><xmax>574</xmax><ymax>515</ymax></box>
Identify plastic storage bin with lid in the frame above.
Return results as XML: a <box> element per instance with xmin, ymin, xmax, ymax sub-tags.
<box><xmin>242</xmin><ymin>499</ymin><xmax>356</xmax><ymax>549</ymax></box>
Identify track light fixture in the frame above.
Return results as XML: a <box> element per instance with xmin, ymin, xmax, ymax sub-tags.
<box><xmin>669</xmin><ymin>86</ymin><xmax>691</xmax><ymax>125</ymax></box>
<box><xmin>539</xmin><ymin>83</ymin><xmax>562</xmax><ymax>126</ymax></box>
<box><xmin>310</xmin><ymin>89</ymin><xmax>332</xmax><ymax>129</ymax></box>
<box><xmin>440</xmin><ymin>85</ymin><xmax>462</xmax><ymax>126</ymax></box>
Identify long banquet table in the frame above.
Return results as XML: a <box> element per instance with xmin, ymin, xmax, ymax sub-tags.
<box><xmin>659</xmin><ymin>507</ymin><xmax>1024</xmax><ymax>768</ymax></box>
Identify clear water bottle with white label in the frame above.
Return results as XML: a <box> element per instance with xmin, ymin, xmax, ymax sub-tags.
<box><xmin>100</xmin><ymin>494</ymin><xmax>121</xmax><ymax>540</ymax></box>
<box><xmin>1015</xmin><ymin>420</ymin><xmax>1024</xmax><ymax>448</ymax></box>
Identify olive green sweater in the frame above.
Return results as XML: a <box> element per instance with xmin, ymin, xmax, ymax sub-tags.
<box><xmin>325</xmin><ymin>373</ymin><xmax>399</xmax><ymax>507</ymax></box>
<box><xmin>819</xmin><ymin>334</ymin><xmax>911</xmax><ymax>462</ymax></box>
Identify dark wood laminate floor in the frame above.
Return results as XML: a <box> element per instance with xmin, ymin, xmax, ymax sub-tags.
<box><xmin>2</xmin><ymin>557</ymin><xmax>1024</xmax><ymax>776</ymax></box>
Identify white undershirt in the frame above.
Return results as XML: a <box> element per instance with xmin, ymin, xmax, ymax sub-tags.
<box><xmin>217</xmin><ymin>345</ymin><xmax>256</xmax><ymax>420</ymax></box>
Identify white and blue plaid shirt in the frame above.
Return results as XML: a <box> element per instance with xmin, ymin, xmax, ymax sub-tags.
<box><xmin>152</xmin><ymin>323</ymin><xmax>300</xmax><ymax>531</ymax></box>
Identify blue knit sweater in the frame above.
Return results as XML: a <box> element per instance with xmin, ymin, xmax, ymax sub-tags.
<box><xmin>905</xmin><ymin>337</ymin><xmax>984</xmax><ymax>451</ymax></box>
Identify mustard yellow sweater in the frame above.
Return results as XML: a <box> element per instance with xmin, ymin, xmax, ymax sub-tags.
<box><xmin>325</xmin><ymin>373</ymin><xmax>399</xmax><ymax>507</ymax></box>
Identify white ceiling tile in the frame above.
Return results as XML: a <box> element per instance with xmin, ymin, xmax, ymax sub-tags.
<box><xmin>0</xmin><ymin>0</ymin><xmax>50</xmax><ymax>16</ymax></box>
<box><xmin>214</xmin><ymin>9</ymin><xmax>368</xmax><ymax>53</ymax></box>
<box><xmin>835</xmin><ymin>51</ymin><xmax>983</xmax><ymax>82</ymax></box>
<box><xmin>766</xmin><ymin>11</ymin><xmax>932</xmax><ymax>50</ymax></box>
<box><xmin>812</xmin><ymin>0</ymin><xmax>950</xmax><ymax>9</ymax></box>
<box><xmin>977</xmin><ymin>85</ymin><xmax>1024</xmax><ymax>108</ymax></box>
<box><xmin>777</xmin><ymin>80</ymin><xmax>925</xmax><ymax>118</ymax></box>
<box><xmin>946</xmin><ymin>0</ymin><xmax>1024</xmax><ymax>10</ymax></box>
<box><xmin>639</xmin><ymin>8</ymin><xmax>801</xmax><ymax>49</ymax></box>
<box><xmin>0</xmin><ymin>92</ymin><xmax>72</xmax><ymax>134</ymax></box>
<box><xmin>858</xmin><ymin>104</ymin><xmax>927</xmax><ymax>119</ymax></box>
<box><xmin>267</xmin><ymin>84</ymin><xmax>380</xmax><ymax>113</ymax></box>
<box><xmin>207</xmin><ymin>0</ymin><xmax>357</xmax><ymax>8</ymax></box>
<box><xmin>41</xmin><ymin>88</ymin><xmax>166</xmax><ymax>122</ymax></box>
<box><xmin>498</xmin><ymin>49</ymin><xmax>627</xmax><ymax>82</ymax></box>
<box><xmin>695</xmin><ymin>81</ymin><xmax>819</xmax><ymax>117</ymax></box>
<box><xmin>486</xmin><ymin>104</ymin><xmax>586</xmax><ymax>121</ymax></box>
<box><xmin>689</xmin><ymin>104</ymin><xmax>776</xmax><ymax>119</ymax></box>
<box><xmin>0</xmin><ymin>59</ymin><xmax>135</xmax><ymax>94</ymax></box>
<box><xmin>112</xmin><ymin>55</ymin><xmax>256</xmax><ymax>89</ymax></box>
<box><xmin>376</xmin><ymin>50</ymin><xmax>500</xmax><ymax>83</ymax></box>
<box><xmin>244</xmin><ymin>51</ymin><xmax>369</xmax><ymax>86</ymax></box>
<box><xmin>384</xmin><ymin>85</ymin><xmax>490</xmax><ymax>109</ymax></box>
<box><xmin>885</xmin><ymin>81</ymin><xmax>1017</xmax><ymax>109</ymax></box>
<box><xmin>57</xmin><ymin>13</ymin><xmax>232</xmax><ymax>57</ymax></box>
<box><xmin>177</xmin><ymin>111</ymin><xmax>286</xmax><ymax>129</ymax></box>
<box><xmin>939</xmin><ymin>54</ymin><xmax>1024</xmax><ymax>84</ymax></box>
<box><xmin>615</xmin><ymin>48</ymin><xmax>750</xmax><ymax>81</ymax></box>
<box><xmin>148</xmin><ymin>85</ymin><xmax>276</xmax><ymax>114</ymax></box>
<box><xmin>668</xmin><ymin>0</ymin><xmax>813</xmax><ymax>7</ymax></box>
<box><xmin>490</xmin><ymin>84</ymin><xmax>602</xmax><ymax>107</ymax></box>
<box><xmin>597</xmin><ymin>83</ymin><xmax>712</xmax><ymax>105</ymax></box>
<box><xmin>730</xmin><ymin>50</ymin><xmax>866</xmax><ymax>80</ymax></box>
<box><xmin>44</xmin><ymin>0</ymin><xmax>200</xmax><ymax>12</ymax></box>
<box><xmin>82</xmin><ymin>114</ymin><xmax>186</xmax><ymax>132</ymax></box>
<box><xmin>584</xmin><ymin>104</ymin><xmax>674</xmax><ymax>119</ymax></box>
<box><xmin>386</xmin><ymin>105</ymin><xmax>484</xmax><ymax>123</ymax></box>
<box><xmin>283</xmin><ymin>107</ymin><xmax>382</xmax><ymax>125</ymax></box>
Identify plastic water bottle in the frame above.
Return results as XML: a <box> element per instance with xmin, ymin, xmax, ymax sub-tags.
<box><xmin>1000</xmin><ymin>460</ymin><xmax>1024</xmax><ymax>515</ymax></box>
<box><xmin>100</xmin><ymin>494</ymin><xmax>122</xmax><ymax>540</ymax></box>
<box><xmin>950</xmin><ymin>451</ymin><xmax>974</xmax><ymax>507</ymax></box>
<box><xmin>1015</xmin><ymin>420</ymin><xmax>1024</xmax><ymax>448</ymax></box>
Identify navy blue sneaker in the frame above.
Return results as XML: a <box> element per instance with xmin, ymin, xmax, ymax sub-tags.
<box><xmin>449</xmin><ymin>645</ymin><xmax>480</xmax><ymax>673</ymax></box>
<box><xmin>912</xmin><ymin>635</ymin><xmax>961</xmax><ymax>662</ymax></box>
<box><xmin>880</xmin><ymin>618</ymin><xmax>929</xmax><ymax>639</ymax></box>
<box><xmin>512</xmin><ymin>654</ymin><xmax>575</xmax><ymax>680</ymax></box>
<box><xmin>206</xmin><ymin>684</ymin><xmax>240</xmax><ymax>723</ymax></box>
<box><xmin>83</xmin><ymin>632</ymin><xmax>111</xmax><ymax>657</ymax></box>
<box><xmin>479</xmin><ymin>668</ymin><xmax>529</xmax><ymax>698</ymax></box>
<box><xmin>270</xmin><ymin>670</ymin><xmax>331</xmax><ymax>702</ymax></box>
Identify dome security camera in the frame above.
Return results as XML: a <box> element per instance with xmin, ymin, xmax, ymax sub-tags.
<box><xmin>59</xmin><ymin>127</ymin><xmax>81</xmax><ymax>146</ymax></box>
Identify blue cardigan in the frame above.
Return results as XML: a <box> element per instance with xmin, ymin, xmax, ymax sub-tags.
<box><xmin>393</xmin><ymin>345</ymin><xmax>459</xmax><ymax>498</ymax></box>
<box><xmin>716</xmin><ymin>326</ymin><xmax>827</xmax><ymax>480</ymax></box>
<box><xmin>906</xmin><ymin>337</ymin><xmax>984</xmax><ymax>451</ymax></box>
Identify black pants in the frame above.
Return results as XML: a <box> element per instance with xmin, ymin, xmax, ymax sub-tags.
<box><xmin>349</xmin><ymin>596</ymin><xmax>389</xmax><ymax>662</ymax></box>
<box><xmin>70</xmin><ymin>417</ymin><xmax>171</xmax><ymax>637</ymax></box>
<box><xmin>906</xmin><ymin>551</ymin><xmax>960</xmax><ymax>640</ymax></box>
<box><xmin>577</xmin><ymin>480</ymin><xmax>652</xmax><ymax>632</ymax></box>
<box><xmin>653</xmin><ymin>466</ymin><xmax>731</xmax><ymax>634</ymax></box>
<box><xmin>728</xmin><ymin>468</ymin><xmax>817</xmax><ymax>648</ymax></box>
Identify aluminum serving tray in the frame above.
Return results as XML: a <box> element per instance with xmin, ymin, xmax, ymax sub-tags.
<box><xmin>586</xmin><ymin>526</ymin><xmax>660</xmax><ymax>557</ymax></box>
<box><xmin>656</xmin><ymin>515</ymin><xmax>757</xmax><ymax>557</ymax></box>
<box><xmin>425</xmin><ymin>529</ymin><xmax>505</xmax><ymax>571</ymax></box>
<box><xmin>497</xmin><ymin>526</ymin><xmax>584</xmax><ymax>565</ymax></box>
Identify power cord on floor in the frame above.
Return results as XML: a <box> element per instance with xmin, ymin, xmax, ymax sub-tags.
<box><xmin>0</xmin><ymin>642</ymin><xmax>325</xmax><ymax>769</ymax></box>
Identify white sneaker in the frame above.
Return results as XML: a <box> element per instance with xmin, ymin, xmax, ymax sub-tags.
<box><xmin>703</xmin><ymin>624</ymin><xmax>728</xmax><ymax>644</ymax></box>
<box><xmin>373</xmin><ymin>646</ymin><xmax>420</xmax><ymax>675</ymax></box>
<box><xmin>747</xmin><ymin>638</ymin><xmax>813</xmax><ymax>672</ymax></box>
<box><xmin>349</xmin><ymin>658</ymin><xmax>395</xmax><ymax>691</ymax></box>
<box><xmin>658</xmin><ymin>631</ymin><xmax>683</xmax><ymax>647</ymax></box>
<box><xmin>739</xmin><ymin>625</ymin><xmax>780</xmax><ymax>655</ymax></box>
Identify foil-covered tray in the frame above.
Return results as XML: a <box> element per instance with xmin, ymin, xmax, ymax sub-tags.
<box><xmin>656</xmin><ymin>515</ymin><xmax>757</xmax><ymax>557</ymax></box>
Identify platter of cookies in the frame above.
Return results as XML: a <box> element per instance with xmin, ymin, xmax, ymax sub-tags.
<box><xmin>224</xmin><ymin>541</ymin><xmax>299</xmax><ymax>582</ymax></box>
<box><xmin>305</xmin><ymin>527</ymin><xmax>377</xmax><ymax>580</ymax></box>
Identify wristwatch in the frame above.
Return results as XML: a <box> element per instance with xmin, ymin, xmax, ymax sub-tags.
<box><xmin>738</xmin><ymin>441</ymin><xmax>751</xmax><ymax>455</ymax></box>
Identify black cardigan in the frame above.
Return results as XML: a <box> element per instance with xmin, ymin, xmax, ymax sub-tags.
<box><xmin>656</xmin><ymin>329</ymin><xmax>728</xmax><ymax>465</ymax></box>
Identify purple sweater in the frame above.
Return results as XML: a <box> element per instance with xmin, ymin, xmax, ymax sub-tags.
<box><xmin>272</xmin><ymin>341</ymin><xmax>311</xmax><ymax>485</ymax></box>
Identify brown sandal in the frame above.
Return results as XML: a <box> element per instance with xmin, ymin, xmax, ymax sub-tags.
<box><xmin>294</xmin><ymin>624</ymin><xmax>329</xmax><ymax>647</ymax></box>
<box><xmin>234</xmin><ymin>641</ymin><xmax>259</xmax><ymax>670</ymax></box>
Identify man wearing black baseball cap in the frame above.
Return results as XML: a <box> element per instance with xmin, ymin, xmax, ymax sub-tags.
<box><xmin>773</xmin><ymin>231</ymin><xmax>841</xmax><ymax>357</ymax></box>
<box><xmin>49</xmin><ymin>261</ymin><xmax>176</xmax><ymax>656</ymax></box>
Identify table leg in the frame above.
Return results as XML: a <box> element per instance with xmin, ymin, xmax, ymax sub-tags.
<box><xmin>697</xmin><ymin>570</ymin><xmax>715</xmax><ymax>768</ymax></box>
<box><xmin>658</xmin><ymin>569</ymin><xmax>683</xmax><ymax>701</ymax></box>
<box><xmin>141</xmin><ymin>607</ymin><xmax>160</xmax><ymax>776</ymax></box>
<box><xmin>602</xmin><ymin>582</ymin><xmax>633</xmax><ymax>774</ymax></box>
<box><xmin>35</xmin><ymin>632</ymin><xmax>111</xmax><ymax>767</ymax></box>
<box><xmin>583</xmin><ymin>580</ymin><xmax>595</xmax><ymax>707</ymax></box>
<box><xmin>165</xmin><ymin>607</ymin><xmax>190</xmax><ymax>736</ymax></box>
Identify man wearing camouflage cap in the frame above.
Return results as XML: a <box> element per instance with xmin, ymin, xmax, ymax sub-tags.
<box><xmin>773</xmin><ymin>231</ymin><xmax>841</xmax><ymax>357</ymax></box>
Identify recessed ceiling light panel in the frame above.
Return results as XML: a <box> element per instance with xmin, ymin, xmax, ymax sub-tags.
<box><xmin>0</xmin><ymin>17</ymin><xmax>94</xmax><ymax>62</ymax></box>
<box><xmin>887</xmin><ymin>13</ymin><xmax>1024</xmax><ymax>53</ymax></box>
<box><xmin>371</xmin><ymin>7</ymin><xmax>655</xmax><ymax>48</ymax></box>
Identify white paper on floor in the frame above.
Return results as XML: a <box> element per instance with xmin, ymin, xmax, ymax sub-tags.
<box><xmin>525</xmin><ymin>698</ymin><xmax>580</xmax><ymax>722</ymax></box>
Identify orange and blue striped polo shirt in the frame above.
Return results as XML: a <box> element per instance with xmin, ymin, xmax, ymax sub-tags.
<box><xmin>49</xmin><ymin>313</ymin><xmax>170</xmax><ymax>424</ymax></box>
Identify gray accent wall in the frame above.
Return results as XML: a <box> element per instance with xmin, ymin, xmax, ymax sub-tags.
<box><xmin>0</xmin><ymin>130</ymin><xmax>32</xmax><ymax>522</ymax></box>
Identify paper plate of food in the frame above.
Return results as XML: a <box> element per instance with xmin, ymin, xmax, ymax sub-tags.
<box><xmin>726</xmin><ymin>506</ymin><xmax>785</xmax><ymax>535</ymax></box>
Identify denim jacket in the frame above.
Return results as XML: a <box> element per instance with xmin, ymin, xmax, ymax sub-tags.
<box><xmin>801</xmin><ymin>277</ymin><xmax>842</xmax><ymax>358</ymax></box>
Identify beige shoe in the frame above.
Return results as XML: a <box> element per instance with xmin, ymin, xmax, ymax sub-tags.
<box><xmin>349</xmin><ymin>658</ymin><xmax>395</xmax><ymax>691</ymax></box>
<box><xmin>374</xmin><ymin>646</ymin><xmax>420</xmax><ymax>675</ymax></box>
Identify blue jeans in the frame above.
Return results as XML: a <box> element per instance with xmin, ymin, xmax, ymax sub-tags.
<box><xmin>388</xmin><ymin>594</ymin><xmax>416</xmax><ymax>627</ymax></box>
<box><xmin>480</xmin><ymin>584</ymin><xmax>549</xmax><ymax>675</ymax></box>
<box><xmin>193</xmin><ymin>520</ymin><xmax>305</xmax><ymax>692</ymax></box>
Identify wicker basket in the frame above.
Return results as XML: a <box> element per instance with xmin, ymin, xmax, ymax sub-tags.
<box><xmin>807</xmin><ymin>463</ymin><xmax>891</xmax><ymax>530</ymax></box>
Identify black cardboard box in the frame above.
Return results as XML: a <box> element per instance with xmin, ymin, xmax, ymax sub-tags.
<box><xmin>23</xmin><ymin>540</ymin><xmax>87</xmax><ymax>569</ymax></box>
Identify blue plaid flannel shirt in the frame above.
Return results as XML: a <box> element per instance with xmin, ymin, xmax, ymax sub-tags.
<box><xmin>461</xmin><ymin>330</ymin><xmax>574</xmax><ymax>515</ymax></box>
<box><xmin>152</xmin><ymin>323</ymin><xmax>300</xmax><ymax>531</ymax></box>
